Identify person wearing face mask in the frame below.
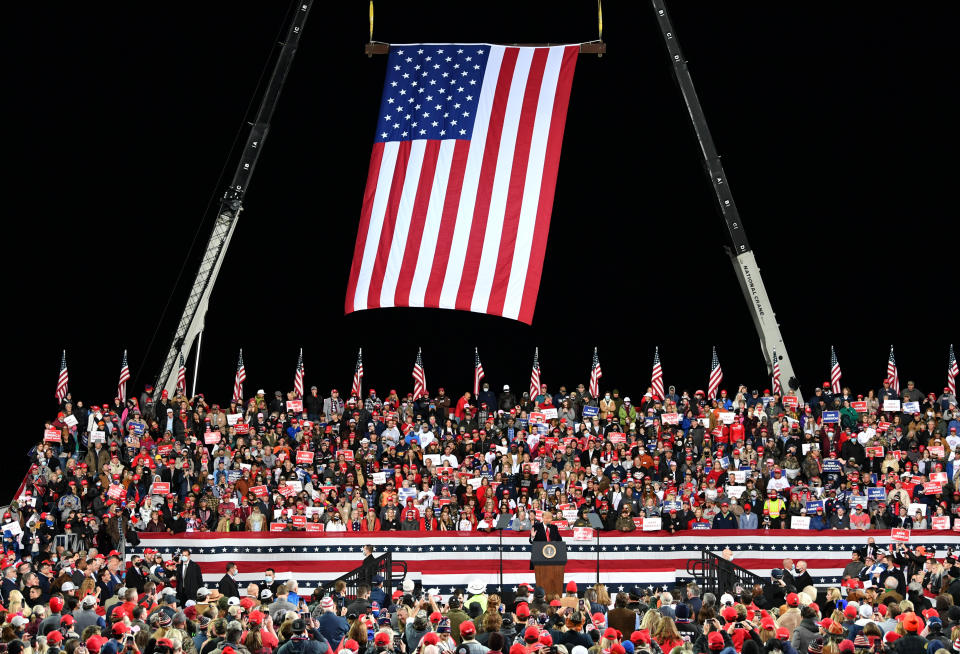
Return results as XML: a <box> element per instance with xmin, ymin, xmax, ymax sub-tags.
<box><xmin>598</xmin><ymin>393</ymin><xmax>616</xmax><ymax>418</ymax></box>
<box><xmin>175</xmin><ymin>548</ymin><xmax>204</xmax><ymax>605</ymax></box>
<box><xmin>261</xmin><ymin>568</ymin><xmax>282</xmax><ymax>596</ymax></box>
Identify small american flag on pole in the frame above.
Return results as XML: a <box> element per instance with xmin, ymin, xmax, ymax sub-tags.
<box><xmin>116</xmin><ymin>350</ymin><xmax>131</xmax><ymax>402</ymax></box>
<box><xmin>177</xmin><ymin>352</ymin><xmax>187</xmax><ymax>393</ymax></box>
<box><xmin>948</xmin><ymin>344</ymin><xmax>958</xmax><ymax>396</ymax></box>
<box><xmin>232</xmin><ymin>349</ymin><xmax>246</xmax><ymax>404</ymax></box>
<box><xmin>344</xmin><ymin>44</ymin><xmax>579</xmax><ymax>324</ymax></box>
<box><xmin>830</xmin><ymin>346</ymin><xmax>842</xmax><ymax>394</ymax></box>
<box><xmin>55</xmin><ymin>350</ymin><xmax>69</xmax><ymax>403</ymax></box>
<box><xmin>886</xmin><ymin>345</ymin><xmax>900</xmax><ymax>394</ymax></box>
<box><xmin>473</xmin><ymin>347</ymin><xmax>485</xmax><ymax>396</ymax></box>
<box><xmin>589</xmin><ymin>347</ymin><xmax>602</xmax><ymax>399</ymax></box>
<box><xmin>412</xmin><ymin>348</ymin><xmax>427</xmax><ymax>399</ymax></box>
<box><xmin>529</xmin><ymin>347</ymin><xmax>541</xmax><ymax>400</ymax></box>
<box><xmin>293</xmin><ymin>348</ymin><xmax>305</xmax><ymax>398</ymax></box>
<box><xmin>351</xmin><ymin>348</ymin><xmax>364</xmax><ymax>398</ymax></box>
<box><xmin>707</xmin><ymin>347</ymin><xmax>723</xmax><ymax>400</ymax></box>
<box><xmin>771</xmin><ymin>347</ymin><xmax>782</xmax><ymax>396</ymax></box>
<box><xmin>650</xmin><ymin>347</ymin><xmax>664</xmax><ymax>401</ymax></box>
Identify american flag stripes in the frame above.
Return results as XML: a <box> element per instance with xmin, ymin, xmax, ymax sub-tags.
<box><xmin>886</xmin><ymin>345</ymin><xmax>900</xmax><ymax>394</ymax></box>
<box><xmin>294</xmin><ymin>348</ymin><xmax>305</xmax><ymax>398</ymax></box>
<box><xmin>412</xmin><ymin>348</ymin><xmax>427</xmax><ymax>399</ymax></box>
<box><xmin>232</xmin><ymin>349</ymin><xmax>246</xmax><ymax>404</ymax></box>
<box><xmin>116</xmin><ymin>350</ymin><xmax>131</xmax><ymax>402</ymax></box>
<box><xmin>707</xmin><ymin>347</ymin><xmax>722</xmax><ymax>400</ymax></box>
<box><xmin>129</xmin><ymin>531</ymin><xmax>956</xmax><ymax>594</ymax></box>
<box><xmin>948</xmin><ymin>344</ymin><xmax>958</xmax><ymax>396</ymax></box>
<box><xmin>530</xmin><ymin>347</ymin><xmax>541</xmax><ymax>400</ymax></box>
<box><xmin>589</xmin><ymin>347</ymin><xmax>602</xmax><ymax>399</ymax></box>
<box><xmin>55</xmin><ymin>350</ymin><xmax>69</xmax><ymax>403</ymax></box>
<box><xmin>650</xmin><ymin>347</ymin><xmax>664</xmax><ymax>401</ymax></box>
<box><xmin>473</xmin><ymin>348</ymin><xmax>485</xmax><ymax>396</ymax></box>
<box><xmin>177</xmin><ymin>352</ymin><xmax>187</xmax><ymax>393</ymax></box>
<box><xmin>771</xmin><ymin>347</ymin><xmax>782</xmax><ymax>396</ymax></box>
<box><xmin>351</xmin><ymin>348</ymin><xmax>365</xmax><ymax>399</ymax></box>
<box><xmin>830</xmin><ymin>346</ymin><xmax>842</xmax><ymax>394</ymax></box>
<box><xmin>344</xmin><ymin>44</ymin><xmax>579</xmax><ymax>324</ymax></box>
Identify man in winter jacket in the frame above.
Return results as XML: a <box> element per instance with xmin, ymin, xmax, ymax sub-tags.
<box><xmin>790</xmin><ymin>607</ymin><xmax>820</xmax><ymax>654</ymax></box>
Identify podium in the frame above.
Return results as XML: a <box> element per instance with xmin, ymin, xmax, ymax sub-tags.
<box><xmin>531</xmin><ymin>541</ymin><xmax>567</xmax><ymax>596</ymax></box>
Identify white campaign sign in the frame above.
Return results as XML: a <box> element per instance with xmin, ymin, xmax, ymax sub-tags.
<box><xmin>791</xmin><ymin>516</ymin><xmax>811</xmax><ymax>529</ymax></box>
<box><xmin>882</xmin><ymin>400</ymin><xmax>901</xmax><ymax>412</ymax></box>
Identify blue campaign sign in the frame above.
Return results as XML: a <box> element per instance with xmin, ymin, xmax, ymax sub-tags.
<box><xmin>822</xmin><ymin>411</ymin><xmax>840</xmax><ymax>424</ymax></box>
<box><xmin>822</xmin><ymin>458</ymin><xmax>842</xmax><ymax>472</ymax></box>
<box><xmin>806</xmin><ymin>500</ymin><xmax>824</xmax><ymax>512</ymax></box>
<box><xmin>132</xmin><ymin>422</ymin><xmax>146</xmax><ymax>435</ymax></box>
<box><xmin>719</xmin><ymin>457</ymin><xmax>730</xmax><ymax>469</ymax></box>
<box><xmin>663</xmin><ymin>501</ymin><xmax>682</xmax><ymax>512</ymax></box>
<box><xmin>692</xmin><ymin>522</ymin><xmax>711</xmax><ymax>530</ymax></box>
<box><xmin>867</xmin><ymin>487</ymin><xmax>886</xmax><ymax>500</ymax></box>
<box><xmin>583</xmin><ymin>406</ymin><xmax>599</xmax><ymax>417</ymax></box>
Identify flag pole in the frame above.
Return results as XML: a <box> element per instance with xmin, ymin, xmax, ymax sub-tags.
<box><xmin>191</xmin><ymin>330</ymin><xmax>203</xmax><ymax>397</ymax></box>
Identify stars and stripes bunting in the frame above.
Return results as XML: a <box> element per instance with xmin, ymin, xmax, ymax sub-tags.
<box><xmin>55</xmin><ymin>350</ymin><xmax>69</xmax><ymax>403</ymax></box>
<box><xmin>886</xmin><ymin>345</ymin><xmax>900</xmax><ymax>394</ymax></box>
<box><xmin>351</xmin><ymin>348</ymin><xmax>365</xmax><ymax>399</ymax></box>
<box><xmin>830</xmin><ymin>346</ymin><xmax>842</xmax><ymax>394</ymax></box>
<box><xmin>412</xmin><ymin>348</ymin><xmax>427</xmax><ymax>399</ymax></box>
<box><xmin>530</xmin><ymin>347</ymin><xmax>541</xmax><ymax>400</ymax></box>
<box><xmin>116</xmin><ymin>350</ymin><xmax>131</xmax><ymax>402</ymax></box>
<box><xmin>232</xmin><ymin>349</ymin><xmax>246</xmax><ymax>404</ymax></box>
<box><xmin>294</xmin><ymin>348</ymin><xmax>305</xmax><ymax>398</ymax></box>
<box><xmin>651</xmin><ymin>347</ymin><xmax>664</xmax><ymax>401</ymax></box>
<box><xmin>948</xmin><ymin>344</ymin><xmax>958</xmax><ymax>396</ymax></box>
<box><xmin>129</xmin><ymin>531</ymin><xmax>956</xmax><ymax>594</ymax></box>
<box><xmin>589</xmin><ymin>347</ymin><xmax>602</xmax><ymax>399</ymax></box>
<box><xmin>771</xmin><ymin>347</ymin><xmax>782</xmax><ymax>396</ymax></box>
<box><xmin>177</xmin><ymin>352</ymin><xmax>187</xmax><ymax>393</ymax></box>
<box><xmin>707</xmin><ymin>347</ymin><xmax>722</xmax><ymax>400</ymax></box>
<box><xmin>344</xmin><ymin>43</ymin><xmax>580</xmax><ymax>324</ymax></box>
<box><xmin>473</xmin><ymin>347</ymin><xmax>485</xmax><ymax>396</ymax></box>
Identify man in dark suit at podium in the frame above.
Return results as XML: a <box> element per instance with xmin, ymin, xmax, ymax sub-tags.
<box><xmin>530</xmin><ymin>511</ymin><xmax>562</xmax><ymax>542</ymax></box>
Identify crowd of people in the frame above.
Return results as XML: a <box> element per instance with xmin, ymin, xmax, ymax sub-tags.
<box><xmin>0</xmin><ymin>539</ymin><xmax>958</xmax><ymax>654</ymax></box>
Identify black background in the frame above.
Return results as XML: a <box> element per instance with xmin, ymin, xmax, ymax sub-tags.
<box><xmin>8</xmin><ymin>3</ymin><xmax>956</xmax><ymax>499</ymax></box>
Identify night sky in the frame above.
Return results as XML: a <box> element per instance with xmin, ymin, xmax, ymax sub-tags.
<box><xmin>9</xmin><ymin>3</ymin><xmax>955</xmax><ymax>497</ymax></box>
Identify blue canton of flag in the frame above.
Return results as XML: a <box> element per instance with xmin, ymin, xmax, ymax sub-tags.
<box><xmin>377</xmin><ymin>45</ymin><xmax>490</xmax><ymax>142</ymax></box>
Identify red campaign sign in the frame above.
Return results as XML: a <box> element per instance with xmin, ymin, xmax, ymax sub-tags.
<box><xmin>865</xmin><ymin>446</ymin><xmax>884</xmax><ymax>457</ymax></box>
<box><xmin>234</xmin><ymin>423</ymin><xmax>249</xmax><ymax>435</ymax></box>
<box><xmin>890</xmin><ymin>528</ymin><xmax>910</xmax><ymax>542</ymax></box>
<box><xmin>157</xmin><ymin>444</ymin><xmax>174</xmax><ymax>456</ymax></box>
<box><xmin>44</xmin><ymin>429</ymin><xmax>62</xmax><ymax>443</ymax></box>
<box><xmin>305</xmin><ymin>523</ymin><xmax>324</xmax><ymax>532</ymax></box>
<box><xmin>270</xmin><ymin>523</ymin><xmax>287</xmax><ymax>532</ymax></box>
<box><xmin>932</xmin><ymin>516</ymin><xmax>950</xmax><ymax>530</ymax></box>
<box><xmin>107</xmin><ymin>484</ymin><xmax>124</xmax><ymax>500</ymax></box>
<box><xmin>277</xmin><ymin>485</ymin><xmax>296</xmax><ymax>498</ymax></box>
<box><xmin>286</xmin><ymin>399</ymin><xmax>303</xmax><ymax>413</ymax></box>
<box><xmin>782</xmin><ymin>396</ymin><xmax>799</xmax><ymax>409</ymax></box>
<box><xmin>551</xmin><ymin>519</ymin><xmax>569</xmax><ymax>529</ymax></box>
<box><xmin>291</xmin><ymin>515</ymin><xmax>307</xmax><ymax>528</ymax></box>
<box><xmin>851</xmin><ymin>401</ymin><xmax>868</xmax><ymax>413</ymax></box>
<box><xmin>928</xmin><ymin>446</ymin><xmax>945</xmax><ymax>458</ymax></box>
<box><xmin>542</xmin><ymin>436</ymin><xmax>559</xmax><ymax>447</ymax></box>
<box><xmin>632</xmin><ymin>517</ymin><xmax>645</xmax><ymax>529</ymax></box>
<box><xmin>250</xmin><ymin>485</ymin><xmax>268</xmax><ymax>498</ymax></box>
<box><xmin>529</xmin><ymin>412</ymin><xmax>545</xmax><ymax>424</ymax></box>
<box><xmin>607</xmin><ymin>432</ymin><xmax>626</xmax><ymax>444</ymax></box>
<box><xmin>336</xmin><ymin>449</ymin><xmax>355</xmax><ymax>462</ymax></box>
<box><xmin>910</xmin><ymin>476</ymin><xmax>925</xmax><ymax>485</ymax></box>
<box><xmin>150</xmin><ymin>482</ymin><xmax>170</xmax><ymax>496</ymax></box>
<box><xmin>318</xmin><ymin>485</ymin><xmax>337</xmax><ymax>493</ymax></box>
<box><xmin>923</xmin><ymin>481</ymin><xmax>943</xmax><ymax>495</ymax></box>
<box><xmin>296</xmin><ymin>450</ymin><xmax>315</xmax><ymax>464</ymax></box>
<box><xmin>204</xmin><ymin>431</ymin><xmax>221</xmax><ymax>445</ymax></box>
<box><xmin>876</xmin><ymin>421</ymin><xmax>891</xmax><ymax>432</ymax></box>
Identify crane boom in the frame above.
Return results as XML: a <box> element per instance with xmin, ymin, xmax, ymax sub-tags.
<box><xmin>651</xmin><ymin>0</ymin><xmax>802</xmax><ymax>401</ymax></box>
<box><xmin>153</xmin><ymin>1</ymin><xmax>313</xmax><ymax>399</ymax></box>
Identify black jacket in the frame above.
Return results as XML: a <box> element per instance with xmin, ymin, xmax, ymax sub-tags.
<box><xmin>219</xmin><ymin>574</ymin><xmax>240</xmax><ymax>598</ymax></box>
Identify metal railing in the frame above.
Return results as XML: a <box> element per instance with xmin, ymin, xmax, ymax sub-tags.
<box><xmin>686</xmin><ymin>550</ymin><xmax>764</xmax><ymax>597</ymax></box>
<box><xmin>313</xmin><ymin>551</ymin><xmax>407</xmax><ymax>603</ymax></box>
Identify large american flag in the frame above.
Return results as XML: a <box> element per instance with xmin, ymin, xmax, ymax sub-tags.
<box><xmin>351</xmin><ymin>348</ymin><xmax>364</xmax><ymax>399</ymax></box>
<box><xmin>650</xmin><ymin>347</ymin><xmax>664</xmax><ymax>401</ymax></box>
<box><xmin>886</xmin><ymin>345</ymin><xmax>900</xmax><ymax>394</ymax></box>
<box><xmin>707</xmin><ymin>347</ymin><xmax>722</xmax><ymax>400</ymax></box>
<box><xmin>412</xmin><ymin>348</ymin><xmax>427</xmax><ymax>399</ymax></box>
<box><xmin>949</xmin><ymin>343</ymin><xmax>959</xmax><ymax>396</ymax></box>
<box><xmin>529</xmin><ymin>347</ymin><xmax>541</xmax><ymax>400</ymax></box>
<box><xmin>55</xmin><ymin>350</ymin><xmax>69</xmax><ymax>403</ymax></box>
<box><xmin>177</xmin><ymin>352</ymin><xmax>187</xmax><ymax>394</ymax></box>
<box><xmin>589</xmin><ymin>347</ymin><xmax>602</xmax><ymax>399</ymax></box>
<box><xmin>830</xmin><ymin>346</ymin><xmax>842</xmax><ymax>394</ymax></box>
<box><xmin>232</xmin><ymin>349</ymin><xmax>246</xmax><ymax>404</ymax></box>
<box><xmin>344</xmin><ymin>44</ymin><xmax>579</xmax><ymax>324</ymax></box>
<box><xmin>771</xmin><ymin>347</ymin><xmax>782</xmax><ymax>396</ymax></box>
<box><xmin>473</xmin><ymin>347</ymin><xmax>485</xmax><ymax>396</ymax></box>
<box><xmin>117</xmin><ymin>350</ymin><xmax>131</xmax><ymax>402</ymax></box>
<box><xmin>129</xmin><ymin>530</ymin><xmax>956</xmax><ymax>595</ymax></box>
<box><xmin>294</xmin><ymin>348</ymin><xmax>305</xmax><ymax>398</ymax></box>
